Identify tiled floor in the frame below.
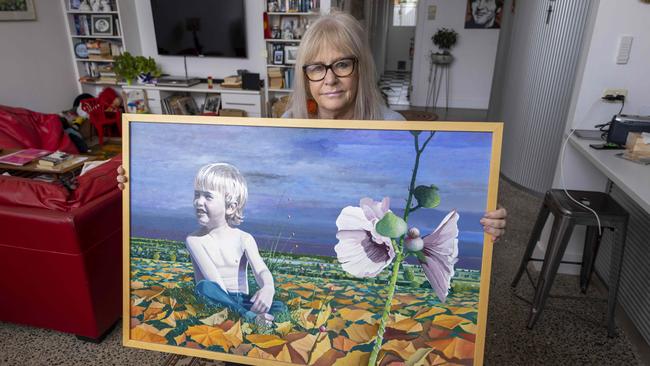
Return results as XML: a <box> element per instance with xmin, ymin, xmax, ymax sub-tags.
<box><xmin>379</xmin><ymin>71</ymin><xmax>411</xmax><ymax>106</ymax></box>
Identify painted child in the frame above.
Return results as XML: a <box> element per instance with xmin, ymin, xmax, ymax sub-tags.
<box><xmin>186</xmin><ymin>163</ymin><xmax>286</xmax><ymax>321</ymax></box>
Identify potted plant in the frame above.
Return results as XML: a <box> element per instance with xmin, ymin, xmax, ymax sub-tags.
<box><xmin>114</xmin><ymin>52</ymin><xmax>162</xmax><ymax>85</ymax></box>
<box><xmin>135</xmin><ymin>56</ymin><xmax>162</xmax><ymax>84</ymax></box>
<box><xmin>113</xmin><ymin>52</ymin><xmax>138</xmax><ymax>85</ymax></box>
<box><xmin>431</xmin><ymin>28</ymin><xmax>458</xmax><ymax>65</ymax></box>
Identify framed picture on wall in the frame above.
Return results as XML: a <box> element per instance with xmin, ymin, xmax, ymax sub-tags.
<box><xmin>284</xmin><ymin>45</ymin><xmax>299</xmax><ymax>65</ymax></box>
<box><xmin>122</xmin><ymin>115</ymin><xmax>503</xmax><ymax>366</ymax></box>
<box><xmin>91</xmin><ymin>14</ymin><xmax>113</xmax><ymax>36</ymax></box>
<box><xmin>0</xmin><ymin>0</ymin><xmax>36</xmax><ymax>21</ymax></box>
<box><xmin>465</xmin><ymin>0</ymin><xmax>503</xmax><ymax>29</ymax></box>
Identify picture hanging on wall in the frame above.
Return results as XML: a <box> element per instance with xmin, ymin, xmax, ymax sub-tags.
<box><xmin>465</xmin><ymin>0</ymin><xmax>502</xmax><ymax>29</ymax></box>
<box><xmin>122</xmin><ymin>115</ymin><xmax>503</xmax><ymax>366</ymax></box>
<box><xmin>0</xmin><ymin>0</ymin><xmax>36</xmax><ymax>21</ymax></box>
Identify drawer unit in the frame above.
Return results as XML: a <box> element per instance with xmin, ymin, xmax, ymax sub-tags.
<box><xmin>221</xmin><ymin>93</ymin><xmax>262</xmax><ymax>117</ymax></box>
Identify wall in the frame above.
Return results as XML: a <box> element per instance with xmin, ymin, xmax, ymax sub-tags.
<box><xmin>0</xmin><ymin>0</ymin><xmax>77</xmax><ymax>113</ymax></box>
<box><xmin>133</xmin><ymin>0</ymin><xmax>265</xmax><ymax>79</ymax></box>
<box><xmin>384</xmin><ymin>2</ymin><xmax>414</xmax><ymax>72</ymax></box>
<box><xmin>411</xmin><ymin>0</ymin><xmax>500</xmax><ymax>109</ymax></box>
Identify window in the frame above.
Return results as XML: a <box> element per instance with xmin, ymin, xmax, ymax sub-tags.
<box><xmin>393</xmin><ymin>0</ymin><xmax>417</xmax><ymax>27</ymax></box>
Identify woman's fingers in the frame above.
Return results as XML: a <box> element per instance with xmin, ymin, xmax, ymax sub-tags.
<box><xmin>484</xmin><ymin>207</ymin><xmax>507</xmax><ymax>219</ymax></box>
<box><xmin>116</xmin><ymin>165</ymin><xmax>127</xmax><ymax>191</ymax></box>
<box><xmin>480</xmin><ymin>217</ymin><xmax>506</xmax><ymax>229</ymax></box>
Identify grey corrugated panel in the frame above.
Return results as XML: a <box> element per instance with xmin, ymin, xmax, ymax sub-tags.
<box><xmin>496</xmin><ymin>0</ymin><xmax>592</xmax><ymax>193</ymax></box>
<box><xmin>594</xmin><ymin>184</ymin><xmax>650</xmax><ymax>344</ymax></box>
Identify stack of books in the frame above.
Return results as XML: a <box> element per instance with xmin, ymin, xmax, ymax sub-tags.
<box><xmin>87</xmin><ymin>40</ymin><xmax>111</xmax><ymax>60</ymax></box>
<box><xmin>221</xmin><ymin>75</ymin><xmax>242</xmax><ymax>88</ymax></box>
<box><xmin>36</xmin><ymin>151</ymin><xmax>72</xmax><ymax>168</ymax></box>
<box><xmin>268</xmin><ymin>67</ymin><xmax>284</xmax><ymax>89</ymax></box>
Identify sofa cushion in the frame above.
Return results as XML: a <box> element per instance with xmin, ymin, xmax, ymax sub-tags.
<box><xmin>0</xmin><ymin>175</ymin><xmax>70</xmax><ymax>211</ymax></box>
<box><xmin>0</xmin><ymin>105</ymin><xmax>78</xmax><ymax>153</ymax></box>
<box><xmin>69</xmin><ymin>154</ymin><xmax>121</xmax><ymax>207</ymax></box>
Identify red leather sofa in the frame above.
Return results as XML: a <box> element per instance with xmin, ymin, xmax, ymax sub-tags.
<box><xmin>0</xmin><ymin>106</ymin><xmax>122</xmax><ymax>341</ymax></box>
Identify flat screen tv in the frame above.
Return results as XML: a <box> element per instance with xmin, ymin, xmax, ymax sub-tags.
<box><xmin>150</xmin><ymin>0</ymin><xmax>247</xmax><ymax>58</ymax></box>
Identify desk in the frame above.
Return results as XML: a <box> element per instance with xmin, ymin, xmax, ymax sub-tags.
<box><xmin>567</xmin><ymin>134</ymin><xmax>650</xmax><ymax>343</ymax></box>
<box><xmin>569</xmin><ymin>135</ymin><xmax>650</xmax><ymax>212</ymax></box>
<box><xmin>122</xmin><ymin>83</ymin><xmax>265</xmax><ymax>117</ymax></box>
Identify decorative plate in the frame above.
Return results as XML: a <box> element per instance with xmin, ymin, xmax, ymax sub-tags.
<box><xmin>74</xmin><ymin>42</ymin><xmax>88</xmax><ymax>58</ymax></box>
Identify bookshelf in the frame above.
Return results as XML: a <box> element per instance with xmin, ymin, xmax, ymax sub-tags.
<box><xmin>61</xmin><ymin>0</ymin><xmax>139</xmax><ymax>94</ymax></box>
<box><xmin>264</xmin><ymin>0</ymin><xmax>326</xmax><ymax>116</ymax></box>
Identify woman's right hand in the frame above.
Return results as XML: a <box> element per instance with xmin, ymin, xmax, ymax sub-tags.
<box><xmin>117</xmin><ymin>165</ymin><xmax>127</xmax><ymax>190</ymax></box>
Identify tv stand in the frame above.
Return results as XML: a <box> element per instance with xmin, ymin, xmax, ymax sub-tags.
<box><xmin>157</xmin><ymin>76</ymin><xmax>201</xmax><ymax>87</ymax></box>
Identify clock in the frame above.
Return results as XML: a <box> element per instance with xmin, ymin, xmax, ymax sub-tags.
<box><xmin>74</xmin><ymin>42</ymin><xmax>88</xmax><ymax>58</ymax></box>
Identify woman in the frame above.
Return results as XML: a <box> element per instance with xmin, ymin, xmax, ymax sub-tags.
<box><xmin>118</xmin><ymin>12</ymin><xmax>507</xmax><ymax>239</ymax></box>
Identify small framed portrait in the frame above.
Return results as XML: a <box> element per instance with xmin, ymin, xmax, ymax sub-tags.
<box><xmin>273</xmin><ymin>49</ymin><xmax>284</xmax><ymax>65</ymax></box>
<box><xmin>280</xmin><ymin>15</ymin><xmax>299</xmax><ymax>39</ymax></box>
<box><xmin>202</xmin><ymin>95</ymin><xmax>221</xmax><ymax>115</ymax></box>
<box><xmin>91</xmin><ymin>14</ymin><xmax>113</xmax><ymax>36</ymax></box>
<box><xmin>284</xmin><ymin>45</ymin><xmax>299</xmax><ymax>65</ymax></box>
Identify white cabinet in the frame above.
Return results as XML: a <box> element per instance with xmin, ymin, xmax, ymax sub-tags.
<box><xmin>222</xmin><ymin>93</ymin><xmax>263</xmax><ymax>118</ymax></box>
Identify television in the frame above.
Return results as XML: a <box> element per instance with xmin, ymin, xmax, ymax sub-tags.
<box><xmin>150</xmin><ymin>0</ymin><xmax>247</xmax><ymax>58</ymax></box>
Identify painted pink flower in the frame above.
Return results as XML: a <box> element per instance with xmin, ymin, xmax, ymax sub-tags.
<box><xmin>334</xmin><ymin>197</ymin><xmax>396</xmax><ymax>277</ymax></box>
<box><xmin>419</xmin><ymin>210</ymin><xmax>459</xmax><ymax>303</ymax></box>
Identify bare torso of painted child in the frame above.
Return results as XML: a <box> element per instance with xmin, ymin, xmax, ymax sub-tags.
<box><xmin>186</xmin><ymin>226</ymin><xmax>276</xmax><ymax>314</ymax></box>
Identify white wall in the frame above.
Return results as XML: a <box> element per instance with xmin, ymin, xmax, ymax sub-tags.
<box><xmin>411</xmin><ymin>0</ymin><xmax>500</xmax><ymax>109</ymax></box>
<box><xmin>384</xmin><ymin>2</ymin><xmax>415</xmax><ymax>72</ymax></box>
<box><xmin>133</xmin><ymin>1</ymin><xmax>266</xmax><ymax>79</ymax></box>
<box><xmin>554</xmin><ymin>0</ymin><xmax>650</xmax><ymax>189</ymax></box>
<box><xmin>0</xmin><ymin>0</ymin><xmax>77</xmax><ymax>113</ymax></box>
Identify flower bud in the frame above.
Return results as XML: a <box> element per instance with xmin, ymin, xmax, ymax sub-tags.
<box><xmin>404</xmin><ymin>236</ymin><xmax>424</xmax><ymax>252</ymax></box>
<box><xmin>407</xmin><ymin>227</ymin><xmax>420</xmax><ymax>238</ymax></box>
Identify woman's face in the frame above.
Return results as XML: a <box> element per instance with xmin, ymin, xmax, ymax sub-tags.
<box><xmin>306</xmin><ymin>46</ymin><xmax>358</xmax><ymax>119</ymax></box>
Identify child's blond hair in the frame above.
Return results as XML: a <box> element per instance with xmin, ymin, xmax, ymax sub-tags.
<box><xmin>194</xmin><ymin>163</ymin><xmax>247</xmax><ymax>226</ymax></box>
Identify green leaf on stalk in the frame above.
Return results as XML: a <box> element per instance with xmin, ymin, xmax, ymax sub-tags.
<box><xmin>375</xmin><ymin>212</ymin><xmax>407</xmax><ymax>238</ymax></box>
<box><xmin>413</xmin><ymin>185</ymin><xmax>440</xmax><ymax>208</ymax></box>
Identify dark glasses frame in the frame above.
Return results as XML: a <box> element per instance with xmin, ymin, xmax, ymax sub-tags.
<box><xmin>302</xmin><ymin>57</ymin><xmax>358</xmax><ymax>82</ymax></box>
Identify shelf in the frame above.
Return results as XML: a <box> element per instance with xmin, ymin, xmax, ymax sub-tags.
<box><xmin>71</xmin><ymin>35</ymin><xmax>122</xmax><ymax>39</ymax></box>
<box><xmin>66</xmin><ymin>10</ymin><xmax>118</xmax><ymax>14</ymax></box>
<box><xmin>265</xmin><ymin>39</ymin><xmax>301</xmax><ymax>43</ymax></box>
<box><xmin>76</xmin><ymin>58</ymin><xmax>115</xmax><ymax>62</ymax></box>
<box><xmin>80</xmin><ymin>80</ymin><xmax>120</xmax><ymax>87</ymax></box>
<box><xmin>267</xmin><ymin>12</ymin><xmax>319</xmax><ymax>15</ymax></box>
<box><xmin>269</xmin><ymin>88</ymin><xmax>293</xmax><ymax>93</ymax></box>
<box><xmin>267</xmin><ymin>64</ymin><xmax>295</xmax><ymax>68</ymax></box>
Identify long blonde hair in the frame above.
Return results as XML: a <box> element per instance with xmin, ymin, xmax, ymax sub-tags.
<box><xmin>286</xmin><ymin>12</ymin><xmax>385</xmax><ymax>120</ymax></box>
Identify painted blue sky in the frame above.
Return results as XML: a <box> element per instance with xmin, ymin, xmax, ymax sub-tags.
<box><xmin>129</xmin><ymin>122</ymin><xmax>493</xmax><ymax>269</ymax></box>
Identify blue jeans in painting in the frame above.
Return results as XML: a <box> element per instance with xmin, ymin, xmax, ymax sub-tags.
<box><xmin>195</xmin><ymin>280</ymin><xmax>287</xmax><ymax>321</ymax></box>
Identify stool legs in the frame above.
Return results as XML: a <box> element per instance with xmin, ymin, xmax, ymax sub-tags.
<box><xmin>527</xmin><ymin>215</ymin><xmax>574</xmax><ymax>329</ymax></box>
<box><xmin>512</xmin><ymin>202</ymin><xmax>551</xmax><ymax>288</ymax></box>
<box><xmin>607</xmin><ymin>224</ymin><xmax>628</xmax><ymax>337</ymax></box>
<box><xmin>580</xmin><ymin>226</ymin><xmax>600</xmax><ymax>293</ymax></box>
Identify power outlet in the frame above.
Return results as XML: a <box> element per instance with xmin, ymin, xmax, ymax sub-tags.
<box><xmin>602</xmin><ymin>88</ymin><xmax>628</xmax><ymax>99</ymax></box>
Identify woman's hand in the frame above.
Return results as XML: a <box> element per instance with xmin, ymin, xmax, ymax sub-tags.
<box><xmin>480</xmin><ymin>206</ymin><xmax>507</xmax><ymax>242</ymax></box>
<box><xmin>117</xmin><ymin>165</ymin><xmax>127</xmax><ymax>190</ymax></box>
<box><xmin>250</xmin><ymin>286</ymin><xmax>275</xmax><ymax>314</ymax></box>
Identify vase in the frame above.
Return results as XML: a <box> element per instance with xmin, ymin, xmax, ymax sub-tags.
<box><xmin>431</xmin><ymin>53</ymin><xmax>454</xmax><ymax>65</ymax></box>
<box><xmin>137</xmin><ymin>73</ymin><xmax>155</xmax><ymax>84</ymax></box>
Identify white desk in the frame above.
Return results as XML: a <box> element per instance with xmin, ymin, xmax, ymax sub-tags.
<box><xmin>122</xmin><ymin>83</ymin><xmax>265</xmax><ymax>117</ymax></box>
<box><xmin>569</xmin><ymin>134</ymin><xmax>650</xmax><ymax>213</ymax></box>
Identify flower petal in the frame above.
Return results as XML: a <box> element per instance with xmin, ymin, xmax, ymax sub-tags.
<box><xmin>335</xmin><ymin>230</ymin><xmax>394</xmax><ymax>277</ymax></box>
<box><xmin>359</xmin><ymin>197</ymin><xmax>390</xmax><ymax>222</ymax></box>
<box><xmin>335</xmin><ymin>206</ymin><xmax>374</xmax><ymax>232</ymax></box>
<box><xmin>420</xmin><ymin>211</ymin><xmax>460</xmax><ymax>302</ymax></box>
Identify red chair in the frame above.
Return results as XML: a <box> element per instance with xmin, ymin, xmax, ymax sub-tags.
<box><xmin>80</xmin><ymin>98</ymin><xmax>121</xmax><ymax>147</ymax></box>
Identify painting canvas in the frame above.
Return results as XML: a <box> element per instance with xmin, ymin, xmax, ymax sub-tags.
<box><xmin>0</xmin><ymin>0</ymin><xmax>35</xmax><ymax>21</ymax></box>
<box><xmin>123</xmin><ymin>116</ymin><xmax>502</xmax><ymax>366</ymax></box>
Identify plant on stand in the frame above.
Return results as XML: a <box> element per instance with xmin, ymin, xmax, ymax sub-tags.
<box><xmin>431</xmin><ymin>28</ymin><xmax>458</xmax><ymax>64</ymax></box>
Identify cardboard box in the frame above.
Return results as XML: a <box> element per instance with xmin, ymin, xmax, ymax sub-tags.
<box><xmin>219</xmin><ymin>108</ymin><xmax>246</xmax><ymax>117</ymax></box>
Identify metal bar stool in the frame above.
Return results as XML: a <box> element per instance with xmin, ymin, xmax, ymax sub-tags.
<box><xmin>511</xmin><ymin>189</ymin><xmax>628</xmax><ymax>337</ymax></box>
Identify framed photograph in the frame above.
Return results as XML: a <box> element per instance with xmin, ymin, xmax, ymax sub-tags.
<box><xmin>280</xmin><ymin>15</ymin><xmax>299</xmax><ymax>39</ymax></box>
<box><xmin>465</xmin><ymin>0</ymin><xmax>502</xmax><ymax>29</ymax></box>
<box><xmin>284</xmin><ymin>45</ymin><xmax>299</xmax><ymax>65</ymax></box>
<box><xmin>272</xmin><ymin>49</ymin><xmax>284</xmax><ymax>65</ymax></box>
<box><xmin>0</xmin><ymin>0</ymin><xmax>36</xmax><ymax>21</ymax></box>
<box><xmin>91</xmin><ymin>14</ymin><xmax>113</xmax><ymax>36</ymax></box>
<box><xmin>202</xmin><ymin>95</ymin><xmax>221</xmax><ymax>115</ymax></box>
<box><xmin>122</xmin><ymin>115</ymin><xmax>502</xmax><ymax>366</ymax></box>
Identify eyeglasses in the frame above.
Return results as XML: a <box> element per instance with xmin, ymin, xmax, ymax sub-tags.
<box><xmin>302</xmin><ymin>57</ymin><xmax>358</xmax><ymax>82</ymax></box>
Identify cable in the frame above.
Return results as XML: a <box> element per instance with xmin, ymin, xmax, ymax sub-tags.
<box><xmin>559</xmin><ymin>129</ymin><xmax>602</xmax><ymax>236</ymax></box>
<box><xmin>618</xmin><ymin>98</ymin><xmax>625</xmax><ymax>115</ymax></box>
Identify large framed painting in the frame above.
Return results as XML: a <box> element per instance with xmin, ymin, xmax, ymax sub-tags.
<box><xmin>123</xmin><ymin>115</ymin><xmax>503</xmax><ymax>366</ymax></box>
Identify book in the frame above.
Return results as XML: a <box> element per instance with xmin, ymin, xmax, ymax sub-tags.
<box><xmin>0</xmin><ymin>149</ymin><xmax>50</xmax><ymax>166</ymax></box>
<box><xmin>37</xmin><ymin>151</ymin><xmax>72</xmax><ymax>167</ymax></box>
<box><xmin>35</xmin><ymin>156</ymin><xmax>89</xmax><ymax>171</ymax></box>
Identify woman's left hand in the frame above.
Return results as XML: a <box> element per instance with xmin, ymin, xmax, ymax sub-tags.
<box><xmin>480</xmin><ymin>206</ymin><xmax>507</xmax><ymax>242</ymax></box>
